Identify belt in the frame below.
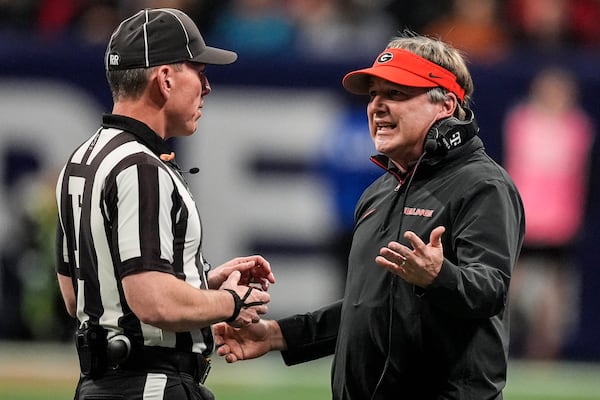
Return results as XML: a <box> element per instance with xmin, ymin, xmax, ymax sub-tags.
<box><xmin>113</xmin><ymin>344</ymin><xmax>211</xmax><ymax>384</ymax></box>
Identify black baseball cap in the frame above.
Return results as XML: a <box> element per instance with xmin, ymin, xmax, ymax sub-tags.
<box><xmin>105</xmin><ymin>8</ymin><xmax>237</xmax><ymax>71</ymax></box>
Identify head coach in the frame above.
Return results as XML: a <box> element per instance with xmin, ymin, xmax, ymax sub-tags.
<box><xmin>214</xmin><ymin>31</ymin><xmax>526</xmax><ymax>400</ymax></box>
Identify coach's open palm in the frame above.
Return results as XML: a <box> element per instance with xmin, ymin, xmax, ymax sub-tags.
<box><xmin>214</xmin><ymin>320</ymin><xmax>276</xmax><ymax>363</ymax></box>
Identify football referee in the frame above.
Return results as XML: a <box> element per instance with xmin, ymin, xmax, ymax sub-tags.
<box><xmin>55</xmin><ymin>8</ymin><xmax>274</xmax><ymax>400</ymax></box>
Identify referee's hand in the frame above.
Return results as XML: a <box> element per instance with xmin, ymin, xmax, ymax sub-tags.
<box><xmin>220</xmin><ymin>271</ymin><xmax>270</xmax><ymax>328</ymax></box>
<box><xmin>207</xmin><ymin>255</ymin><xmax>275</xmax><ymax>291</ymax></box>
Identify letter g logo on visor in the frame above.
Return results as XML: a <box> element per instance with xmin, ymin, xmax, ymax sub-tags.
<box><xmin>377</xmin><ymin>52</ymin><xmax>394</xmax><ymax>63</ymax></box>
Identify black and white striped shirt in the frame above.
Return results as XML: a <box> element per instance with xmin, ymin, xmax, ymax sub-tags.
<box><xmin>55</xmin><ymin>114</ymin><xmax>213</xmax><ymax>355</ymax></box>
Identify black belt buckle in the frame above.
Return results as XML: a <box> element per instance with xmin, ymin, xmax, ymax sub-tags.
<box><xmin>198</xmin><ymin>356</ymin><xmax>211</xmax><ymax>384</ymax></box>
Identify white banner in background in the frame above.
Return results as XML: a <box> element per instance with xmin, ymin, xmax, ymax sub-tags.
<box><xmin>0</xmin><ymin>79</ymin><xmax>102</xmax><ymax>248</ymax></box>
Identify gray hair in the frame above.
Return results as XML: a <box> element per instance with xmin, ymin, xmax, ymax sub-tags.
<box><xmin>387</xmin><ymin>32</ymin><xmax>474</xmax><ymax>117</ymax></box>
<box><xmin>106</xmin><ymin>63</ymin><xmax>185</xmax><ymax>102</ymax></box>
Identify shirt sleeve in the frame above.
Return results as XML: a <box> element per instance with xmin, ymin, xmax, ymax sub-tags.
<box><xmin>104</xmin><ymin>158</ymin><xmax>177</xmax><ymax>278</ymax></box>
<box><xmin>55</xmin><ymin>219</ymin><xmax>71</xmax><ymax>277</ymax></box>
<box><xmin>278</xmin><ymin>300</ymin><xmax>342</xmax><ymax>365</ymax></box>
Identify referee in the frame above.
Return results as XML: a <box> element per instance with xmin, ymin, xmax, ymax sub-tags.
<box><xmin>55</xmin><ymin>8</ymin><xmax>274</xmax><ymax>400</ymax></box>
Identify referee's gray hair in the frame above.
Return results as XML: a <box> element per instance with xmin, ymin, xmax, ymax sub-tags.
<box><xmin>106</xmin><ymin>67</ymin><xmax>152</xmax><ymax>101</ymax></box>
<box><xmin>106</xmin><ymin>63</ymin><xmax>184</xmax><ymax>101</ymax></box>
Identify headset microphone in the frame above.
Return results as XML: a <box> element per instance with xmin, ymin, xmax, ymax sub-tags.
<box><xmin>160</xmin><ymin>152</ymin><xmax>199</xmax><ymax>174</ymax></box>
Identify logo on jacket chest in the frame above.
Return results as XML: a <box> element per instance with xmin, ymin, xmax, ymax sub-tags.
<box><xmin>403</xmin><ymin>207</ymin><xmax>434</xmax><ymax>218</ymax></box>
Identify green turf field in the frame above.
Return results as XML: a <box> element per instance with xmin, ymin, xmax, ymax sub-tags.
<box><xmin>1</xmin><ymin>342</ymin><xmax>599</xmax><ymax>400</ymax></box>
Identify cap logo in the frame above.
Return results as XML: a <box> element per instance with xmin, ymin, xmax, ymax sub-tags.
<box><xmin>109</xmin><ymin>53</ymin><xmax>120</xmax><ymax>66</ymax></box>
<box><xmin>377</xmin><ymin>52</ymin><xmax>394</xmax><ymax>64</ymax></box>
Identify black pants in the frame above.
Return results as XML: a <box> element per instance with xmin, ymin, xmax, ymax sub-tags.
<box><xmin>74</xmin><ymin>368</ymin><xmax>215</xmax><ymax>400</ymax></box>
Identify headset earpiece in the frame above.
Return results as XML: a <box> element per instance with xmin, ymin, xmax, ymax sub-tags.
<box><xmin>424</xmin><ymin>108</ymin><xmax>478</xmax><ymax>156</ymax></box>
<box><xmin>424</xmin><ymin>120</ymin><xmax>445</xmax><ymax>154</ymax></box>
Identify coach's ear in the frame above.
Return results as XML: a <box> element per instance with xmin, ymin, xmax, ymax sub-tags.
<box><xmin>436</xmin><ymin>92</ymin><xmax>458</xmax><ymax>120</ymax></box>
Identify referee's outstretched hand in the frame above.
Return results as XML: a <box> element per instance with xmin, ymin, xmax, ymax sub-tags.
<box><xmin>208</xmin><ymin>255</ymin><xmax>275</xmax><ymax>291</ymax></box>
<box><xmin>220</xmin><ymin>271</ymin><xmax>270</xmax><ymax>328</ymax></box>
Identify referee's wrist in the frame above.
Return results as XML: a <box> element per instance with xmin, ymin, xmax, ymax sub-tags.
<box><xmin>223</xmin><ymin>289</ymin><xmax>242</xmax><ymax>322</ymax></box>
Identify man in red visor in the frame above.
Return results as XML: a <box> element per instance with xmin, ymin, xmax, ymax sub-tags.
<box><xmin>214</xmin><ymin>32</ymin><xmax>525</xmax><ymax>400</ymax></box>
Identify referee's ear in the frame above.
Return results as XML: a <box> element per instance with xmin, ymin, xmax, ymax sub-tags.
<box><xmin>155</xmin><ymin>65</ymin><xmax>173</xmax><ymax>102</ymax></box>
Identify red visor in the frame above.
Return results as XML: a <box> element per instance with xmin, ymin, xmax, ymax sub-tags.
<box><xmin>342</xmin><ymin>48</ymin><xmax>465</xmax><ymax>102</ymax></box>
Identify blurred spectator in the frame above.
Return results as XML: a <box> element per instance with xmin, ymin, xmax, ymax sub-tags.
<box><xmin>383</xmin><ymin>0</ymin><xmax>452</xmax><ymax>33</ymax></box>
<box><xmin>31</xmin><ymin>0</ymin><xmax>120</xmax><ymax>44</ymax></box>
<box><xmin>15</xmin><ymin>0</ymin><xmax>600</xmax><ymax>54</ymax></box>
<box><xmin>287</xmin><ymin>0</ymin><xmax>395</xmax><ymax>61</ymax></box>
<box><xmin>503</xmin><ymin>66</ymin><xmax>596</xmax><ymax>359</ymax></box>
<box><xmin>1</xmin><ymin>0</ymin><xmax>218</xmax><ymax>44</ymax></box>
<box><xmin>120</xmin><ymin>0</ymin><xmax>221</xmax><ymax>34</ymax></box>
<box><xmin>506</xmin><ymin>0</ymin><xmax>600</xmax><ymax>51</ymax></box>
<box><xmin>35</xmin><ymin>0</ymin><xmax>83</xmax><ymax>39</ymax></box>
<box><xmin>71</xmin><ymin>0</ymin><xmax>120</xmax><ymax>44</ymax></box>
<box><xmin>208</xmin><ymin>0</ymin><xmax>295</xmax><ymax>56</ymax></box>
<box><xmin>569</xmin><ymin>0</ymin><xmax>600</xmax><ymax>49</ymax></box>
<box><xmin>0</xmin><ymin>0</ymin><xmax>40</xmax><ymax>34</ymax></box>
<box><xmin>318</xmin><ymin>96</ymin><xmax>381</xmax><ymax>296</ymax></box>
<box><xmin>0</xmin><ymin>148</ymin><xmax>70</xmax><ymax>341</ymax></box>
<box><xmin>0</xmin><ymin>148</ymin><xmax>40</xmax><ymax>339</ymax></box>
<box><xmin>121</xmin><ymin>0</ymin><xmax>197</xmax><ymax>11</ymax></box>
<box><xmin>422</xmin><ymin>0</ymin><xmax>511</xmax><ymax>64</ymax></box>
<box><xmin>19</xmin><ymin>170</ymin><xmax>70</xmax><ymax>340</ymax></box>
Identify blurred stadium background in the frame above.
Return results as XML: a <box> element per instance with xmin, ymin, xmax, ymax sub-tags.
<box><xmin>1</xmin><ymin>0</ymin><xmax>600</xmax><ymax>398</ymax></box>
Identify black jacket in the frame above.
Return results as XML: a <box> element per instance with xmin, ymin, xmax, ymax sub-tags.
<box><xmin>278</xmin><ymin>136</ymin><xmax>525</xmax><ymax>400</ymax></box>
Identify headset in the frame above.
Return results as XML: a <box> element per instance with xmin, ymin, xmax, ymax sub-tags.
<box><xmin>424</xmin><ymin>108</ymin><xmax>479</xmax><ymax>156</ymax></box>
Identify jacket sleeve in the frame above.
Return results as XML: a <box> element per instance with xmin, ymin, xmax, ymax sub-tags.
<box><xmin>426</xmin><ymin>177</ymin><xmax>525</xmax><ymax>319</ymax></box>
<box><xmin>278</xmin><ymin>300</ymin><xmax>342</xmax><ymax>365</ymax></box>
